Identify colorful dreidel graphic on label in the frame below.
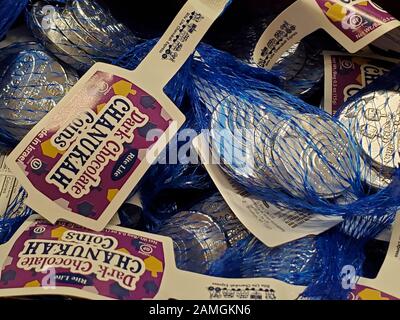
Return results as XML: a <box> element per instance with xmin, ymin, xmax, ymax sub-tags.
<box><xmin>112</xmin><ymin>80</ymin><xmax>137</xmax><ymax>97</ymax></box>
<box><xmin>24</xmin><ymin>280</ymin><xmax>41</xmax><ymax>288</ymax></box>
<box><xmin>144</xmin><ymin>256</ymin><xmax>164</xmax><ymax>278</ymax></box>
<box><xmin>358</xmin><ymin>288</ymin><xmax>390</xmax><ymax>300</ymax></box>
<box><xmin>41</xmin><ymin>139</ymin><xmax>65</xmax><ymax>159</ymax></box>
<box><xmin>324</xmin><ymin>2</ymin><xmax>347</xmax><ymax>22</ymax></box>
<box><xmin>0</xmin><ymin>270</ymin><xmax>16</xmax><ymax>285</ymax></box>
<box><xmin>51</xmin><ymin>226</ymin><xmax>68</xmax><ymax>239</ymax></box>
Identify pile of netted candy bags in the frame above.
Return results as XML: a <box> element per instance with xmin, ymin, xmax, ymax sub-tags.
<box><xmin>0</xmin><ymin>0</ymin><xmax>400</xmax><ymax>300</ymax></box>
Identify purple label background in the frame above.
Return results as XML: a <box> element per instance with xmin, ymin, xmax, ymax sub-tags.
<box><xmin>349</xmin><ymin>284</ymin><xmax>399</xmax><ymax>300</ymax></box>
<box><xmin>17</xmin><ymin>72</ymin><xmax>172</xmax><ymax>221</ymax></box>
<box><xmin>316</xmin><ymin>0</ymin><xmax>395</xmax><ymax>42</ymax></box>
<box><xmin>329</xmin><ymin>55</ymin><xmax>396</xmax><ymax>114</ymax></box>
<box><xmin>0</xmin><ymin>220</ymin><xmax>165</xmax><ymax>300</ymax></box>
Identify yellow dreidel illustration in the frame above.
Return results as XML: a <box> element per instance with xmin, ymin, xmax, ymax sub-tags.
<box><xmin>144</xmin><ymin>256</ymin><xmax>164</xmax><ymax>278</ymax></box>
<box><xmin>358</xmin><ymin>288</ymin><xmax>390</xmax><ymax>300</ymax></box>
<box><xmin>41</xmin><ymin>139</ymin><xmax>65</xmax><ymax>159</ymax></box>
<box><xmin>324</xmin><ymin>1</ymin><xmax>348</xmax><ymax>22</ymax></box>
<box><xmin>112</xmin><ymin>80</ymin><xmax>137</xmax><ymax>97</ymax></box>
<box><xmin>51</xmin><ymin>226</ymin><xmax>68</xmax><ymax>240</ymax></box>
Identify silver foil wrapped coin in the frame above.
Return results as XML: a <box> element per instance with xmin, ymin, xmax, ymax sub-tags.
<box><xmin>338</xmin><ymin>90</ymin><xmax>400</xmax><ymax>189</ymax></box>
<box><xmin>209</xmin><ymin>92</ymin><xmax>296</xmax><ymax>189</ymax></box>
<box><xmin>210</xmin><ymin>97</ymin><xmax>256</xmax><ymax>179</ymax></box>
<box><xmin>53</xmin><ymin>6</ymin><xmax>105</xmax><ymax>57</ymax></box>
<box><xmin>70</xmin><ymin>0</ymin><xmax>137</xmax><ymax>48</ymax></box>
<box><xmin>0</xmin><ymin>42</ymin><xmax>78</xmax><ymax>141</ymax></box>
<box><xmin>272</xmin><ymin>42</ymin><xmax>307</xmax><ymax>82</ymax></box>
<box><xmin>273</xmin><ymin>41</ymin><xmax>325</xmax><ymax>98</ymax></box>
<box><xmin>158</xmin><ymin>211</ymin><xmax>228</xmax><ymax>274</ymax></box>
<box><xmin>270</xmin><ymin>114</ymin><xmax>357</xmax><ymax>199</ymax></box>
<box><xmin>190</xmin><ymin>194</ymin><xmax>249</xmax><ymax>246</ymax></box>
<box><xmin>28</xmin><ymin>1</ymin><xmax>95</xmax><ymax>71</ymax></box>
<box><xmin>338</xmin><ymin>90</ymin><xmax>400</xmax><ymax>171</ymax></box>
<box><xmin>27</xmin><ymin>0</ymin><xmax>139</xmax><ymax>71</ymax></box>
<box><xmin>360</xmin><ymin>159</ymin><xmax>392</xmax><ymax>190</ymax></box>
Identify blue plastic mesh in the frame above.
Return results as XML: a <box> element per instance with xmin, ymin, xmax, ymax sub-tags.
<box><xmin>188</xmin><ymin>43</ymin><xmax>400</xmax><ymax>221</ymax></box>
<box><xmin>0</xmin><ymin>0</ymin><xmax>29</xmax><ymax>40</ymax></box>
<box><xmin>208</xmin><ymin>235</ymin><xmax>320</xmax><ymax>285</ymax></box>
<box><xmin>302</xmin><ymin>228</ymin><xmax>370</xmax><ymax>300</ymax></box>
<box><xmin>208</xmin><ymin>215</ymin><xmax>392</xmax><ymax>300</ymax></box>
<box><xmin>0</xmin><ymin>187</ymin><xmax>32</xmax><ymax>244</ymax></box>
<box><xmin>139</xmin><ymin>111</ymin><xmax>215</xmax><ymax>230</ymax></box>
<box><xmin>0</xmin><ymin>0</ymin><xmax>398</xmax><ymax>300</ymax></box>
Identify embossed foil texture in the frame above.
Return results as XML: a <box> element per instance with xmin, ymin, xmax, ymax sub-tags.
<box><xmin>0</xmin><ymin>41</ymin><xmax>78</xmax><ymax>142</ymax></box>
<box><xmin>26</xmin><ymin>0</ymin><xmax>141</xmax><ymax>71</ymax></box>
<box><xmin>157</xmin><ymin>194</ymin><xmax>249</xmax><ymax>275</ymax></box>
<box><xmin>336</xmin><ymin>66</ymin><xmax>400</xmax><ymax>193</ymax></box>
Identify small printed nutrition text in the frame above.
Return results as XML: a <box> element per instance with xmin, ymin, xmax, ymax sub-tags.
<box><xmin>46</xmin><ymin>95</ymin><xmax>149</xmax><ymax>198</ymax></box>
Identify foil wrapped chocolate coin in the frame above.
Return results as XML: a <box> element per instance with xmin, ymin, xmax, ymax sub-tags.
<box><xmin>209</xmin><ymin>92</ymin><xmax>297</xmax><ymax>189</ymax></box>
<box><xmin>360</xmin><ymin>160</ymin><xmax>392</xmax><ymax>190</ymax></box>
<box><xmin>0</xmin><ymin>42</ymin><xmax>78</xmax><ymax>141</ymax></box>
<box><xmin>190</xmin><ymin>194</ymin><xmax>249</xmax><ymax>246</ymax></box>
<box><xmin>272</xmin><ymin>40</ymin><xmax>325</xmax><ymax>99</ymax></box>
<box><xmin>218</xmin><ymin>17</ymin><xmax>326</xmax><ymax>99</ymax></box>
<box><xmin>27</xmin><ymin>0</ymin><xmax>139</xmax><ymax>71</ymax></box>
<box><xmin>272</xmin><ymin>42</ymin><xmax>307</xmax><ymax>82</ymax></box>
<box><xmin>338</xmin><ymin>91</ymin><xmax>400</xmax><ymax>171</ymax></box>
<box><xmin>52</xmin><ymin>6</ymin><xmax>105</xmax><ymax>58</ymax></box>
<box><xmin>270</xmin><ymin>114</ymin><xmax>357</xmax><ymax>199</ymax></box>
<box><xmin>69</xmin><ymin>0</ymin><xmax>137</xmax><ymax>48</ymax></box>
<box><xmin>158</xmin><ymin>211</ymin><xmax>228</xmax><ymax>274</ymax></box>
<box><xmin>338</xmin><ymin>90</ymin><xmax>400</xmax><ymax>189</ymax></box>
<box><xmin>28</xmin><ymin>1</ymin><xmax>95</xmax><ymax>71</ymax></box>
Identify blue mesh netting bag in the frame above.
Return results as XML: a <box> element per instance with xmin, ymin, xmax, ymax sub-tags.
<box><xmin>139</xmin><ymin>113</ymin><xmax>215</xmax><ymax>230</ymax></box>
<box><xmin>302</xmin><ymin>213</ymin><xmax>393</xmax><ymax>300</ymax></box>
<box><xmin>187</xmin><ymin>43</ymin><xmax>400</xmax><ymax>222</ymax></box>
<box><xmin>113</xmin><ymin>39</ymin><xmax>205</xmax><ymax>229</ymax></box>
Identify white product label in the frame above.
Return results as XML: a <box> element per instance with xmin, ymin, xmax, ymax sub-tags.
<box><xmin>253</xmin><ymin>0</ymin><xmax>400</xmax><ymax>69</ymax></box>
<box><xmin>323</xmin><ymin>51</ymin><xmax>399</xmax><ymax>114</ymax></box>
<box><xmin>167</xmin><ymin>270</ymin><xmax>305</xmax><ymax>300</ymax></box>
<box><xmin>0</xmin><ymin>152</ymin><xmax>21</xmax><ymax>219</ymax></box>
<box><xmin>0</xmin><ymin>216</ymin><xmax>305</xmax><ymax>300</ymax></box>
